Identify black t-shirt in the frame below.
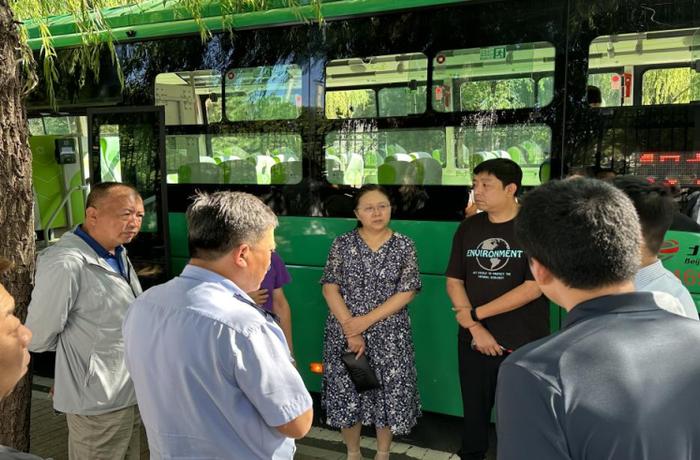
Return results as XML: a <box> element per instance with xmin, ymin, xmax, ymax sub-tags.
<box><xmin>446</xmin><ymin>212</ymin><xmax>549</xmax><ymax>349</ymax></box>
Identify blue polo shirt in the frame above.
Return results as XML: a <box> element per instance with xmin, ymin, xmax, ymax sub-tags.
<box><xmin>74</xmin><ymin>225</ymin><xmax>128</xmax><ymax>280</ymax></box>
<box><xmin>123</xmin><ymin>265</ymin><xmax>312</xmax><ymax>460</ymax></box>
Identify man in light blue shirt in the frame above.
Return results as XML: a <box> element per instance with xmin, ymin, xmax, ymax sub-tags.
<box><xmin>613</xmin><ymin>176</ymin><xmax>699</xmax><ymax>319</ymax></box>
<box><xmin>123</xmin><ymin>191</ymin><xmax>313</xmax><ymax>459</ymax></box>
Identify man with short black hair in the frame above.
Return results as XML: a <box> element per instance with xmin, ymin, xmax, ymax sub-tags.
<box><xmin>497</xmin><ymin>178</ymin><xmax>700</xmax><ymax>459</ymax></box>
<box><xmin>613</xmin><ymin>175</ymin><xmax>698</xmax><ymax>319</ymax></box>
<box><xmin>26</xmin><ymin>182</ymin><xmax>144</xmax><ymax>460</ymax></box>
<box><xmin>446</xmin><ymin>159</ymin><xmax>549</xmax><ymax>460</ymax></box>
<box><xmin>123</xmin><ymin>191</ymin><xmax>312</xmax><ymax>459</ymax></box>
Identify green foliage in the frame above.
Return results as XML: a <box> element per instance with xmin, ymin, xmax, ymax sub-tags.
<box><xmin>642</xmin><ymin>67</ymin><xmax>700</xmax><ymax>105</ymax></box>
<box><xmin>9</xmin><ymin>0</ymin><xmax>322</xmax><ymax>109</ymax></box>
<box><xmin>459</xmin><ymin>78</ymin><xmax>535</xmax><ymax>110</ymax></box>
<box><xmin>587</xmin><ymin>73</ymin><xmax>621</xmax><ymax>107</ymax></box>
<box><xmin>325</xmin><ymin>89</ymin><xmax>375</xmax><ymax>119</ymax></box>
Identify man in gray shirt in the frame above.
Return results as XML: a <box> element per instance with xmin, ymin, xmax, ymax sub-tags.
<box><xmin>497</xmin><ymin>178</ymin><xmax>700</xmax><ymax>459</ymax></box>
<box><xmin>26</xmin><ymin>183</ymin><xmax>144</xmax><ymax>460</ymax></box>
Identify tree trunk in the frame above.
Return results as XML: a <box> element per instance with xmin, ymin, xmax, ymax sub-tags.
<box><xmin>0</xmin><ymin>0</ymin><xmax>35</xmax><ymax>451</ymax></box>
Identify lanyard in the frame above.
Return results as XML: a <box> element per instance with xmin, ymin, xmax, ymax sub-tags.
<box><xmin>232</xmin><ymin>293</ymin><xmax>280</xmax><ymax>324</ymax></box>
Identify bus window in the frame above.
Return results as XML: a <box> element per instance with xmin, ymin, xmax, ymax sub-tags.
<box><xmin>325</xmin><ymin>89</ymin><xmax>377</xmax><ymax>119</ymax></box>
<box><xmin>325</xmin><ymin>128</ymin><xmax>445</xmax><ymax>186</ymax></box>
<box><xmin>155</xmin><ymin>70</ymin><xmax>222</xmax><ymax>126</ymax></box>
<box><xmin>586</xmin><ymin>73</ymin><xmax>622</xmax><ymax>107</ymax></box>
<box><xmin>166</xmin><ymin>133</ymin><xmax>302</xmax><ymax>185</ymax></box>
<box><xmin>642</xmin><ymin>68</ymin><xmax>700</xmax><ymax>105</ymax></box>
<box><xmin>588</xmin><ymin>28</ymin><xmax>700</xmax><ymax>107</ymax></box>
<box><xmin>432</xmin><ymin>42</ymin><xmax>555</xmax><ymax>112</ymax></box>
<box><xmin>378</xmin><ymin>86</ymin><xmax>427</xmax><ymax>117</ymax></box>
<box><xmin>537</xmin><ymin>76</ymin><xmax>554</xmax><ymax>107</ymax></box>
<box><xmin>28</xmin><ymin>116</ymin><xmax>79</xmax><ymax>135</ymax></box>
<box><xmin>325</xmin><ymin>53</ymin><xmax>428</xmax><ymax>119</ymax></box>
<box><xmin>224</xmin><ymin>64</ymin><xmax>302</xmax><ymax>121</ymax></box>
<box><xmin>457</xmin><ymin>124</ymin><xmax>551</xmax><ymax>186</ymax></box>
<box><xmin>99</xmin><ymin>125</ymin><xmax>122</xmax><ymax>183</ymax></box>
<box><xmin>28</xmin><ymin>119</ymin><xmax>45</xmax><ymax>135</ymax></box>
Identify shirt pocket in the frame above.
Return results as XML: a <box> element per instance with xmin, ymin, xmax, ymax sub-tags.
<box><xmin>82</xmin><ymin>343</ymin><xmax>127</xmax><ymax>404</ymax></box>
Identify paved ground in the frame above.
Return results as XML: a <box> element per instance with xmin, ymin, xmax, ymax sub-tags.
<box><xmin>29</xmin><ymin>377</ymin><xmax>495</xmax><ymax>459</ymax></box>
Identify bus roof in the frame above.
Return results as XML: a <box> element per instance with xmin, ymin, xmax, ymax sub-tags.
<box><xmin>24</xmin><ymin>0</ymin><xmax>468</xmax><ymax>50</ymax></box>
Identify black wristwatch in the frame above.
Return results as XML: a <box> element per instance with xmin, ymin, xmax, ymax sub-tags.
<box><xmin>470</xmin><ymin>308</ymin><xmax>480</xmax><ymax>323</ymax></box>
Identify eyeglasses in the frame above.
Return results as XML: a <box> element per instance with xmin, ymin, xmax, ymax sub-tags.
<box><xmin>357</xmin><ymin>203</ymin><xmax>391</xmax><ymax>214</ymax></box>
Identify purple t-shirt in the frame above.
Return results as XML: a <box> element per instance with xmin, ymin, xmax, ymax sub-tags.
<box><xmin>260</xmin><ymin>252</ymin><xmax>292</xmax><ymax>311</ymax></box>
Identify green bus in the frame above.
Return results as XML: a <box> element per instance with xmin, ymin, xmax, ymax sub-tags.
<box><xmin>25</xmin><ymin>0</ymin><xmax>700</xmax><ymax>417</ymax></box>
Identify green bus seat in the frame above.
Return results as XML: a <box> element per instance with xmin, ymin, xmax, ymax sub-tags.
<box><xmin>385</xmin><ymin>153</ymin><xmax>413</xmax><ymax>163</ymax></box>
<box><xmin>378</xmin><ymin>160</ymin><xmax>415</xmax><ymax>185</ymax></box>
<box><xmin>507</xmin><ymin>146</ymin><xmax>523</xmax><ymax>163</ymax></box>
<box><xmin>271</xmin><ymin>160</ymin><xmax>302</xmax><ymax>184</ymax></box>
<box><xmin>410</xmin><ymin>151</ymin><xmax>432</xmax><ymax>160</ymax></box>
<box><xmin>344</xmin><ymin>153</ymin><xmax>364</xmax><ymax>187</ymax></box>
<box><xmin>413</xmin><ymin>157</ymin><xmax>443</xmax><ymax>185</ymax></box>
<box><xmin>221</xmin><ymin>159</ymin><xmax>257</xmax><ymax>184</ymax></box>
<box><xmin>178</xmin><ymin>162</ymin><xmax>223</xmax><ymax>183</ymax></box>
<box><xmin>255</xmin><ymin>155</ymin><xmax>276</xmax><ymax>184</ymax></box>
<box><xmin>325</xmin><ymin>158</ymin><xmax>344</xmax><ymax>184</ymax></box>
<box><xmin>365</xmin><ymin>151</ymin><xmax>379</xmax><ymax>168</ymax></box>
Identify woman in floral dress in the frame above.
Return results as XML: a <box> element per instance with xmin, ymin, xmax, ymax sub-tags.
<box><xmin>321</xmin><ymin>184</ymin><xmax>422</xmax><ymax>460</ymax></box>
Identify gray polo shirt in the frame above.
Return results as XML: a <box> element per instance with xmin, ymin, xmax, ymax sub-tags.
<box><xmin>496</xmin><ymin>291</ymin><xmax>700</xmax><ymax>460</ymax></box>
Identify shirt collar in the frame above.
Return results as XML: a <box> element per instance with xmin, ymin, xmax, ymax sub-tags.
<box><xmin>74</xmin><ymin>225</ymin><xmax>123</xmax><ymax>259</ymax></box>
<box><xmin>180</xmin><ymin>264</ymin><xmax>253</xmax><ymax>302</ymax></box>
<box><xmin>634</xmin><ymin>260</ymin><xmax>665</xmax><ymax>286</ymax></box>
<box><xmin>564</xmin><ymin>291</ymin><xmax>662</xmax><ymax>329</ymax></box>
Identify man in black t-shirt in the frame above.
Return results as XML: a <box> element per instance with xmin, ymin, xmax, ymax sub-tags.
<box><xmin>445</xmin><ymin>159</ymin><xmax>549</xmax><ymax>460</ymax></box>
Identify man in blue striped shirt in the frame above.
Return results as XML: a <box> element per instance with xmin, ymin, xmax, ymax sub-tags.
<box><xmin>123</xmin><ymin>191</ymin><xmax>312</xmax><ymax>459</ymax></box>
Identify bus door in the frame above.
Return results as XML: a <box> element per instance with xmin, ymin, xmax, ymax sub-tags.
<box><xmin>87</xmin><ymin>106</ymin><xmax>170</xmax><ymax>289</ymax></box>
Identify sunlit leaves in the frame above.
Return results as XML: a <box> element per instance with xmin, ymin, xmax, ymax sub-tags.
<box><xmin>9</xmin><ymin>0</ymin><xmax>321</xmax><ymax>109</ymax></box>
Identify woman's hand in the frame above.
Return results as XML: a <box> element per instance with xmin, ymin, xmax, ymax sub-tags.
<box><xmin>342</xmin><ymin>315</ymin><xmax>372</xmax><ymax>337</ymax></box>
<box><xmin>346</xmin><ymin>334</ymin><xmax>366</xmax><ymax>359</ymax></box>
<box><xmin>247</xmin><ymin>288</ymin><xmax>269</xmax><ymax>305</ymax></box>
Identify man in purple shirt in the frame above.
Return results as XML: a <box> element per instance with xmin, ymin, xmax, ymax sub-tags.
<box><xmin>249</xmin><ymin>252</ymin><xmax>294</xmax><ymax>351</ymax></box>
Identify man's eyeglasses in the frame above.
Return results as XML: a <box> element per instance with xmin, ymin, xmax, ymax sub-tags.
<box><xmin>357</xmin><ymin>203</ymin><xmax>391</xmax><ymax>214</ymax></box>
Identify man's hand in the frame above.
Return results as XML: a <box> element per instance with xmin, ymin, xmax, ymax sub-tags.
<box><xmin>342</xmin><ymin>315</ymin><xmax>372</xmax><ymax>337</ymax></box>
<box><xmin>346</xmin><ymin>335</ymin><xmax>366</xmax><ymax>359</ymax></box>
<box><xmin>452</xmin><ymin>306</ymin><xmax>477</xmax><ymax>329</ymax></box>
<box><xmin>247</xmin><ymin>289</ymin><xmax>269</xmax><ymax>305</ymax></box>
<box><xmin>470</xmin><ymin>324</ymin><xmax>502</xmax><ymax>356</ymax></box>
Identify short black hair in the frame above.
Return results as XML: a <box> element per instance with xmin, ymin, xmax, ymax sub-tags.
<box><xmin>587</xmin><ymin>85</ymin><xmax>602</xmax><ymax>105</ymax></box>
<box><xmin>515</xmin><ymin>178</ymin><xmax>641</xmax><ymax>289</ymax></box>
<box><xmin>612</xmin><ymin>175</ymin><xmax>675</xmax><ymax>254</ymax></box>
<box><xmin>86</xmin><ymin>182</ymin><xmax>140</xmax><ymax>209</ymax></box>
<box><xmin>353</xmin><ymin>184</ymin><xmax>390</xmax><ymax>210</ymax></box>
<box><xmin>473</xmin><ymin>158</ymin><xmax>522</xmax><ymax>192</ymax></box>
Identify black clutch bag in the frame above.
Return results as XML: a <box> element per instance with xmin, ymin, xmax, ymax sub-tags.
<box><xmin>341</xmin><ymin>351</ymin><xmax>380</xmax><ymax>392</ymax></box>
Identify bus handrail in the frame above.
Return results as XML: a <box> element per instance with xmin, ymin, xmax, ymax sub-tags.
<box><xmin>45</xmin><ymin>184</ymin><xmax>89</xmax><ymax>243</ymax></box>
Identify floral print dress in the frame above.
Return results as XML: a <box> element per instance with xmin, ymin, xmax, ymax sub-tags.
<box><xmin>320</xmin><ymin>229</ymin><xmax>422</xmax><ymax>435</ymax></box>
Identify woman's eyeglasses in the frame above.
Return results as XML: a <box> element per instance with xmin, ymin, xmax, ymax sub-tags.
<box><xmin>357</xmin><ymin>203</ymin><xmax>391</xmax><ymax>214</ymax></box>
